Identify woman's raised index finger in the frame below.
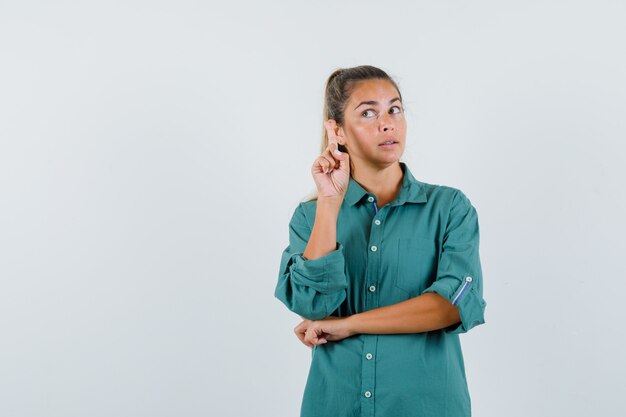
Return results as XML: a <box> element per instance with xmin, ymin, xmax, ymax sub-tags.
<box><xmin>325</xmin><ymin>120</ymin><xmax>339</xmax><ymax>144</ymax></box>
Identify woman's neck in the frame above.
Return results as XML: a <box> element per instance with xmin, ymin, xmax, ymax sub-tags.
<box><xmin>352</xmin><ymin>162</ymin><xmax>404</xmax><ymax>207</ymax></box>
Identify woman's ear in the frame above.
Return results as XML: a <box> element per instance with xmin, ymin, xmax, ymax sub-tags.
<box><xmin>336</xmin><ymin>125</ymin><xmax>346</xmax><ymax>145</ymax></box>
<box><xmin>336</xmin><ymin>125</ymin><xmax>348</xmax><ymax>152</ymax></box>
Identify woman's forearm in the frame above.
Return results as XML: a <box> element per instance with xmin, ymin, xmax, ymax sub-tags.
<box><xmin>302</xmin><ymin>197</ymin><xmax>342</xmax><ymax>260</ymax></box>
<box><xmin>346</xmin><ymin>293</ymin><xmax>461</xmax><ymax>334</ymax></box>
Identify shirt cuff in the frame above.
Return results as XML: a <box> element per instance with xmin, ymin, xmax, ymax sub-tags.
<box><xmin>422</xmin><ymin>276</ymin><xmax>486</xmax><ymax>334</ymax></box>
<box><xmin>289</xmin><ymin>242</ymin><xmax>347</xmax><ymax>294</ymax></box>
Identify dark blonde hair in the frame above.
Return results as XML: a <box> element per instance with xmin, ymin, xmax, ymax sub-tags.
<box><xmin>304</xmin><ymin>65</ymin><xmax>404</xmax><ymax>202</ymax></box>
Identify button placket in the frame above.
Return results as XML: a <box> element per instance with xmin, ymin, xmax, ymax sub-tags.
<box><xmin>360</xmin><ymin>335</ymin><xmax>378</xmax><ymax>415</ymax></box>
<box><xmin>367</xmin><ymin>195</ymin><xmax>378</xmax><ymax>214</ymax></box>
<box><xmin>366</xmin><ymin>207</ymin><xmax>387</xmax><ymax>311</ymax></box>
<box><xmin>361</xmin><ymin>333</ymin><xmax>377</xmax><ymax>414</ymax></box>
<box><xmin>362</xmin><ymin>205</ymin><xmax>383</xmax><ymax>417</ymax></box>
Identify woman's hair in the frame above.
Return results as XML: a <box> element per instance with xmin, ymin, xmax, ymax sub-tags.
<box><xmin>303</xmin><ymin>65</ymin><xmax>404</xmax><ymax>202</ymax></box>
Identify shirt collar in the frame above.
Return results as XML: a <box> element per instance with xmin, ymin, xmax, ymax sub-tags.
<box><xmin>344</xmin><ymin>162</ymin><xmax>428</xmax><ymax>207</ymax></box>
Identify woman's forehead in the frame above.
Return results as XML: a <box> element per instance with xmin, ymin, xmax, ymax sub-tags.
<box><xmin>348</xmin><ymin>80</ymin><xmax>401</xmax><ymax>107</ymax></box>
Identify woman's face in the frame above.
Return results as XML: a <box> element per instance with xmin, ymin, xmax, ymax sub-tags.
<box><xmin>336</xmin><ymin>78</ymin><xmax>406</xmax><ymax>169</ymax></box>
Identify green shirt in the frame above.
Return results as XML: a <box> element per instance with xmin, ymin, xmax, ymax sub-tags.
<box><xmin>275</xmin><ymin>162</ymin><xmax>487</xmax><ymax>417</ymax></box>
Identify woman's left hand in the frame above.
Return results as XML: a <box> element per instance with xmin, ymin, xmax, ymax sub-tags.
<box><xmin>294</xmin><ymin>316</ymin><xmax>356</xmax><ymax>348</ymax></box>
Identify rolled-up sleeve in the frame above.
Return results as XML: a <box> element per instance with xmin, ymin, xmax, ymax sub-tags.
<box><xmin>274</xmin><ymin>203</ymin><xmax>348</xmax><ymax>320</ymax></box>
<box><xmin>421</xmin><ymin>190</ymin><xmax>487</xmax><ymax>334</ymax></box>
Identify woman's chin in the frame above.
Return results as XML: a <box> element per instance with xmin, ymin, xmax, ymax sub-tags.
<box><xmin>378</xmin><ymin>151</ymin><xmax>402</xmax><ymax>162</ymax></box>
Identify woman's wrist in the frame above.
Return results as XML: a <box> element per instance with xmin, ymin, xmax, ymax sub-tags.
<box><xmin>345</xmin><ymin>314</ymin><xmax>361</xmax><ymax>337</ymax></box>
<box><xmin>315</xmin><ymin>196</ymin><xmax>342</xmax><ymax>219</ymax></box>
<box><xmin>317</xmin><ymin>195</ymin><xmax>344</xmax><ymax>207</ymax></box>
<box><xmin>303</xmin><ymin>196</ymin><xmax>342</xmax><ymax>260</ymax></box>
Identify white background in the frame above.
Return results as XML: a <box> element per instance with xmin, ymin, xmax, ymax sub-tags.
<box><xmin>1</xmin><ymin>1</ymin><xmax>625</xmax><ymax>416</ymax></box>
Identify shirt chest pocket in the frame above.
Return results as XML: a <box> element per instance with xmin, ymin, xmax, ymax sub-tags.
<box><xmin>394</xmin><ymin>237</ymin><xmax>438</xmax><ymax>295</ymax></box>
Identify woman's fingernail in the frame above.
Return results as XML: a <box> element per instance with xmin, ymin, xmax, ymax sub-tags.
<box><xmin>334</xmin><ymin>149</ymin><xmax>341</xmax><ymax>156</ymax></box>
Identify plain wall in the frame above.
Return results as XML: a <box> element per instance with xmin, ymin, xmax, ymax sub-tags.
<box><xmin>1</xmin><ymin>1</ymin><xmax>625</xmax><ymax>416</ymax></box>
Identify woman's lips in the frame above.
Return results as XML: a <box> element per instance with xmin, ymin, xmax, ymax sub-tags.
<box><xmin>379</xmin><ymin>142</ymin><xmax>398</xmax><ymax>149</ymax></box>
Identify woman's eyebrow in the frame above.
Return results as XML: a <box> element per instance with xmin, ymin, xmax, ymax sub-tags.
<box><xmin>354</xmin><ymin>97</ymin><xmax>401</xmax><ymax>110</ymax></box>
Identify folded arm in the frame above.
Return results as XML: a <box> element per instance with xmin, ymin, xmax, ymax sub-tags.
<box><xmin>274</xmin><ymin>199</ymin><xmax>348</xmax><ymax>320</ymax></box>
<box><xmin>346</xmin><ymin>292</ymin><xmax>461</xmax><ymax>334</ymax></box>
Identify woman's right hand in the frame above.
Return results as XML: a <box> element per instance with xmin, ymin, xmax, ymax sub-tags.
<box><xmin>312</xmin><ymin>119</ymin><xmax>350</xmax><ymax>199</ymax></box>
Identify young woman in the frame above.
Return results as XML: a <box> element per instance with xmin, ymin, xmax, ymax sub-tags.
<box><xmin>275</xmin><ymin>65</ymin><xmax>487</xmax><ymax>417</ymax></box>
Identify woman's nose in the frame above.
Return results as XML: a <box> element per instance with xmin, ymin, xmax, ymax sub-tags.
<box><xmin>379</xmin><ymin>113</ymin><xmax>395</xmax><ymax>131</ymax></box>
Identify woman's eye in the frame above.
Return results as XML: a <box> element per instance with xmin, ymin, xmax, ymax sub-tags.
<box><xmin>390</xmin><ymin>106</ymin><xmax>402</xmax><ymax>114</ymax></box>
<box><xmin>362</xmin><ymin>109</ymin><xmax>376</xmax><ymax>117</ymax></box>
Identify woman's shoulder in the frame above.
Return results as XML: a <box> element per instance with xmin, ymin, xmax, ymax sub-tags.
<box><xmin>284</xmin><ymin>199</ymin><xmax>316</xmax><ymax>229</ymax></box>
<box><xmin>414</xmin><ymin>178</ymin><xmax>473</xmax><ymax>206</ymax></box>
<box><xmin>402</xmin><ymin>162</ymin><xmax>472</xmax><ymax>204</ymax></box>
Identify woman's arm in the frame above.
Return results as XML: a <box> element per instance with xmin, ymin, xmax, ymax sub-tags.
<box><xmin>345</xmin><ymin>292</ymin><xmax>461</xmax><ymax>335</ymax></box>
<box><xmin>300</xmin><ymin>293</ymin><xmax>461</xmax><ymax>346</ymax></box>
<box><xmin>303</xmin><ymin>196</ymin><xmax>342</xmax><ymax>260</ymax></box>
<box><xmin>274</xmin><ymin>199</ymin><xmax>348</xmax><ymax>321</ymax></box>
<box><xmin>275</xmin><ymin>120</ymin><xmax>354</xmax><ymax>321</ymax></box>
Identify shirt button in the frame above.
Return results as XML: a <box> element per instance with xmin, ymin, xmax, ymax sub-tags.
<box><xmin>370</xmin><ymin>245</ymin><xmax>377</xmax><ymax>252</ymax></box>
<box><xmin>366</xmin><ymin>353</ymin><xmax>373</xmax><ymax>360</ymax></box>
<box><xmin>367</xmin><ymin>196</ymin><xmax>374</xmax><ymax>202</ymax></box>
<box><xmin>369</xmin><ymin>285</ymin><xmax>376</xmax><ymax>292</ymax></box>
<box><xmin>374</xmin><ymin>219</ymin><xmax>381</xmax><ymax>225</ymax></box>
<box><xmin>466</xmin><ymin>276</ymin><xmax>473</xmax><ymax>282</ymax></box>
<box><xmin>364</xmin><ymin>391</ymin><xmax>372</xmax><ymax>398</ymax></box>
